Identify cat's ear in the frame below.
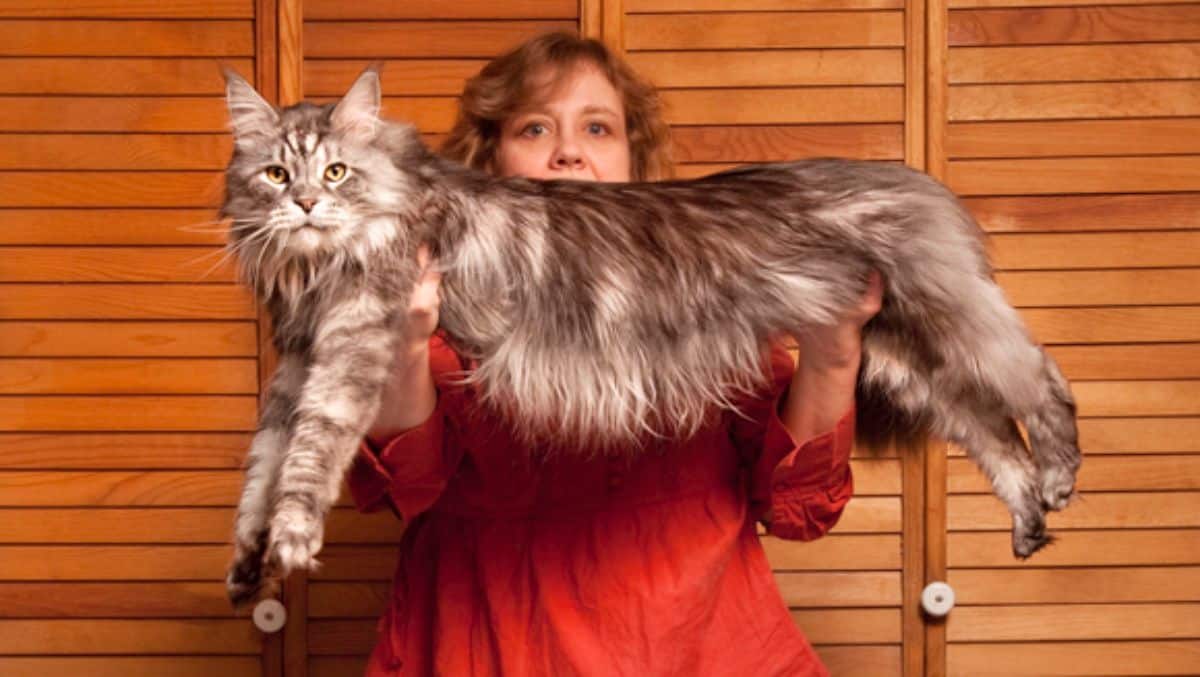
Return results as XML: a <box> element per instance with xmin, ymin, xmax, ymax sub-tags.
<box><xmin>222</xmin><ymin>68</ymin><xmax>278</xmax><ymax>149</ymax></box>
<box><xmin>331</xmin><ymin>64</ymin><xmax>383</xmax><ymax>143</ymax></box>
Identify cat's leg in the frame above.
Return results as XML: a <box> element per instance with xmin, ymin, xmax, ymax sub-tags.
<box><xmin>226</xmin><ymin>352</ymin><xmax>307</xmax><ymax>606</ymax></box>
<box><xmin>1023</xmin><ymin>351</ymin><xmax>1081</xmax><ymax>512</ymax></box>
<box><xmin>265</xmin><ymin>302</ymin><xmax>396</xmax><ymax>576</ymax></box>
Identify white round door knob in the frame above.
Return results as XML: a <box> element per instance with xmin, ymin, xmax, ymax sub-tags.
<box><xmin>252</xmin><ymin>598</ymin><xmax>287</xmax><ymax>633</ymax></box>
<box><xmin>921</xmin><ymin>581</ymin><xmax>955</xmax><ymax>618</ymax></box>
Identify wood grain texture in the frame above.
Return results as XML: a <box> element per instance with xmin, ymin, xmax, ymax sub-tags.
<box><xmin>669</xmin><ymin>124</ymin><xmax>904</xmax><ymax>162</ymax></box>
<box><xmin>0</xmin><ymin>395</ymin><xmax>257</xmax><ymax>431</ymax></box>
<box><xmin>0</xmin><ymin>619</ymin><xmax>261</xmax><ymax>654</ymax></box>
<box><xmin>0</xmin><ymin>581</ymin><xmax>235</xmax><ymax>617</ymax></box>
<box><xmin>949</xmin><ymin>81</ymin><xmax>1200</xmax><ymax>121</ymax></box>
<box><xmin>0</xmin><ymin>470</ymin><xmax>244</xmax><ymax>506</ymax></box>
<box><xmin>304</xmin><ymin>20</ymin><xmax>576</xmax><ymax>58</ymax></box>
<box><xmin>948</xmin><ymin>491</ymin><xmax>1200</xmax><ymax>529</ymax></box>
<box><xmin>0</xmin><ymin>59</ymin><xmax>252</xmax><ymax>95</ymax></box>
<box><xmin>949</xmin><ymin>567</ymin><xmax>1200</xmax><ymax>604</ymax></box>
<box><xmin>951</xmin><ymin>0</ymin><xmax>1199</xmax><ymax>7</ymax></box>
<box><xmin>0</xmin><ymin>432</ymin><xmax>251</xmax><ymax>468</ymax></box>
<box><xmin>1073</xmin><ymin>381</ymin><xmax>1200</xmax><ymax>416</ymax></box>
<box><xmin>627</xmin><ymin>49</ymin><xmax>904</xmax><ymax>87</ymax></box>
<box><xmin>948</xmin><ymin>119</ymin><xmax>1200</xmax><ymax>158</ymax></box>
<box><xmin>627</xmin><ymin>0</ymin><xmax>903</xmax><ymax>9</ymax></box>
<box><xmin>995</xmin><ymin>269</ymin><xmax>1200</xmax><ymax>307</ymax></box>
<box><xmin>625</xmin><ymin>11</ymin><xmax>904</xmax><ymax>49</ymax></box>
<box><xmin>0</xmin><ymin>20</ymin><xmax>252</xmax><ymax>56</ymax></box>
<box><xmin>0</xmin><ymin>0</ymin><xmax>250</xmax><ymax>18</ymax></box>
<box><xmin>304</xmin><ymin>0</ymin><xmax>578</xmax><ymax>19</ymax></box>
<box><xmin>991</xmin><ymin>232</ymin><xmax>1200</xmax><ymax>270</ymax></box>
<box><xmin>0</xmin><ymin>545</ymin><xmax>231</xmax><ymax>579</ymax></box>
<box><xmin>1021</xmin><ymin>307</ymin><xmax>1200</xmax><ymax>344</ymax></box>
<box><xmin>0</xmin><ymin>321</ymin><xmax>256</xmax><ymax>357</ymax></box>
<box><xmin>1044</xmin><ymin>344</ymin><xmax>1200</xmax><ymax>380</ymax></box>
<box><xmin>949</xmin><ymin>5</ymin><xmax>1200</xmax><ymax>45</ymax></box>
<box><xmin>0</xmin><ymin>284</ymin><xmax>255</xmax><ymax>320</ymax></box>
<box><xmin>949</xmin><ymin>43</ymin><xmax>1200</xmax><ymax>84</ymax></box>
<box><xmin>0</xmin><ymin>657</ymin><xmax>260</xmax><ymax>677</ymax></box>
<box><xmin>949</xmin><ymin>529</ymin><xmax>1200</xmax><ymax>567</ymax></box>
<box><xmin>947</xmin><ymin>603</ymin><xmax>1200</xmax><ymax>641</ymax></box>
<box><xmin>0</xmin><ymin>358</ymin><xmax>256</xmax><ymax>394</ymax></box>
<box><xmin>947</xmin><ymin>416</ymin><xmax>1200</xmax><ymax>455</ymax></box>
<box><xmin>0</xmin><ymin>134</ymin><xmax>233</xmax><ymax>170</ymax></box>
<box><xmin>0</xmin><ymin>209</ymin><xmax>226</xmax><ymax>245</ymax></box>
<box><xmin>0</xmin><ymin>247</ymin><xmax>236</xmax><ymax>283</ymax></box>
<box><xmin>948</xmin><ymin>156</ymin><xmax>1200</xmax><ymax>196</ymax></box>
<box><xmin>304</xmin><ymin>59</ymin><xmax>486</xmax><ymax>96</ymax></box>
<box><xmin>660</xmin><ymin>87</ymin><xmax>905</xmax><ymax>125</ymax></box>
<box><xmin>949</xmin><ymin>455</ymin><xmax>1200</xmax><ymax>493</ymax></box>
<box><xmin>965</xmin><ymin>193</ymin><xmax>1200</xmax><ymax>232</ymax></box>
<box><xmin>0</xmin><ymin>97</ymin><xmax>228</xmax><ymax>132</ymax></box>
<box><xmin>0</xmin><ymin>171</ymin><xmax>224</xmax><ymax>208</ymax></box>
<box><xmin>947</xmin><ymin>641</ymin><xmax>1200</xmax><ymax>676</ymax></box>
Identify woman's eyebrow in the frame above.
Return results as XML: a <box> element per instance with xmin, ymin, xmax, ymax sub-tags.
<box><xmin>580</xmin><ymin>105</ymin><xmax>619</xmax><ymax>117</ymax></box>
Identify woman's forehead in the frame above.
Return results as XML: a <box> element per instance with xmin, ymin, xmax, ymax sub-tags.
<box><xmin>517</xmin><ymin>62</ymin><xmax>624</xmax><ymax>116</ymax></box>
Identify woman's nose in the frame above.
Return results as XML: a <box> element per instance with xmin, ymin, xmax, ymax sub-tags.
<box><xmin>551</xmin><ymin>135</ymin><xmax>586</xmax><ymax>170</ymax></box>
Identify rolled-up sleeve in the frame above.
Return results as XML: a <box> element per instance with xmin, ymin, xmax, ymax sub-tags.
<box><xmin>345</xmin><ymin>336</ymin><xmax>465</xmax><ymax>521</ymax></box>
<box><xmin>733</xmin><ymin>344</ymin><xmax>856</xmax><ymax>541</ymax></box>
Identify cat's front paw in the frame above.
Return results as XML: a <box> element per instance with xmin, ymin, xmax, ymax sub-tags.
<box><xmin>1039</xmin><ymin>465</ymin><xmax>1077</xmax><ymax>512</ymax></box>
<box><xmin>226</xmin><ymin>530</ymin><xmax>269</xmax><ymax>608</ymax></box>
<box><xmin>267</xmin><ymin>500</ymin><xmax>325</xmax><ymax>575</ymax></box>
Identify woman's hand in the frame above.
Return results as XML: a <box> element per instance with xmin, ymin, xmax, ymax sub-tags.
<box><xmin>401</xmin><ymin>245</ymin><xmax>442</xmax><ymax>351</ymax></box>
<box><xmin>797</xmin><ymin>270</ymin><xmax>884</xmax><ymax>371</ymax></box>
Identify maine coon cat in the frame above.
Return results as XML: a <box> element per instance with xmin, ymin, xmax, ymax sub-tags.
<box><xmin>221</xmin><ymin>67</ymin><xmax>1081</xmax><ymax>606</ymax></box>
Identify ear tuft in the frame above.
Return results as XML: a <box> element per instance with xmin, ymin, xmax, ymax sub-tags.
<box><xmin>331</xmin><ymin>66</ymin><xmax>383</xmax><ymax>143</ymax></box>
<box><xmin>223</xmin><ymin>68</ymin><xmax>278</xmax><ymax>147</ymax></box>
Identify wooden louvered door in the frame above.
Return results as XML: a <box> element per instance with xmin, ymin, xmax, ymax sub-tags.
<box><xmin>929</xmin><ymin>0</ymin><xmax>1200</xmax><ymax>674</ymax></box>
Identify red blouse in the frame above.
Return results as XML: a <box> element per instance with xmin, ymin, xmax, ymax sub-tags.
<box><xmin>348</xmin><ymin>335</ymin><xmax>855</xmax><ymax>676</ymax></box>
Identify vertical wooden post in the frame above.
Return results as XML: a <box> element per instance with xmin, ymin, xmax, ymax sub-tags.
<box><xmin>580</xmin><ymin>0</ymin><xmax>623</xmax><ymax>53</ymax></box>
<box><xmin>902</xmin><ymin>441</ymin><xmax>927</xmax><ymax>677</ymax></box>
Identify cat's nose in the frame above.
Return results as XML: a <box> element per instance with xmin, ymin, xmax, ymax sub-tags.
<box><xmin>294</xmin><ymin>197</ymin><xmax>318</xmax><ymax>213</ymax></box>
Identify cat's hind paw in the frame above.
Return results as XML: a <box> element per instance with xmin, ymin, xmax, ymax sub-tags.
<box><xmin>266</xmin><ymin>501</ymin><xmax>325</xmax><ymax>576</ymax></box>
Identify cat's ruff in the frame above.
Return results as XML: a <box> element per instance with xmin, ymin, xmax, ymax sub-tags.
<box><xmin>220</xmin><ymin>67</ymin><xmax>1082</xmax><ymax>606</ymax></box>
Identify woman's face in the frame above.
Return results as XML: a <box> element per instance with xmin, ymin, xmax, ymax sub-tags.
<box><xmin>493</xmin><ymin>63</ymin><xmax>632</xmax><ymax>183</ymax></box>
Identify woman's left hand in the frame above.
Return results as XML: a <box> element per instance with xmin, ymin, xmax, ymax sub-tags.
<box><xmin>796</xmin><ymin>270</ymin><xmax>884</xmax><ymax>370</ymax></box>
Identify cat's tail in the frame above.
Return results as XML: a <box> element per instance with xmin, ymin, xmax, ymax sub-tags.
<box><xmin>1021</xmin><ymin>348</ymin><xmax>1082</xmax><ymax>512</ymax></box>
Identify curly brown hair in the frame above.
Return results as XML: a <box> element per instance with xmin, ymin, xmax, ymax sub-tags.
<box><xmin>441</xmin><ymin>32</ymin><xmax>673</xmax><ymax>181</ymax></box>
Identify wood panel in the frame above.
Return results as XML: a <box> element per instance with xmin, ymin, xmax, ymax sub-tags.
<box><xmin>0</xmin><ymin>620</ymin><xmax>260</xmax><ymax>654</ymax></box>
<box><xmin>669</xmin><ymin>125</ymin><xmax>904</xmax><ymax>162</ymax></box>
<box><xmin>0</xmin><ymin>247</ymin><xmax>236</xmax><ymax>283</ymax></box>
<box><xmin>948</xmin><ymin>604</ymin><xmax>1200</xmax><ymax>642</ymax></box>
<box><xmin>0</xmin><ymin>582</ymin><xmax>233</xmax><ymax>617</ymax></box>
<box><xmin>0</xmin><ymin>545</ymin><xmax>232</xmax><ymax>579</ymax></box>
<box><xmin>947</xmin><ymin>641</ymin><xmax>1200</xmax><ymax>676</ymax></box>
<box><xmin>0</xmin><ymin>134</ymin><xmax>233</xmax><ymax>170</ymax></box>
<box><xmin>661</xmin><ymin>87</ymin><xmax>905</xmax><ymax>125</ymax></box>
<box><xmin>0</xmin><ymin>322</ymin><xmax>257</xmax><ymax>357</ymax></box>
<box><xmin>626</xmin><ymin>0</ymin><xmax>905</xmax><ymax>9</ymax></box>
<box><xmin>1021</xmin><ymin>307</ymin><xmax>1200</xmax><ymax>344</ymax></box>
<box><xmin>995</xmin><ymin>270</ymin><xmax>1200</xmax><ymax>307</ymax></box>
<box><xmin>304</xmin><ymin>0</ymin><xmax>578</xmax><ymax>20</ymax></box>
<box><xmin>0</xmin><ymin>59</ymin><xmax>252</xmax><ymax>95</ymax></box>
<box><xmin>0</xmin><ymin>285</ymin><xmax>255</xmax><ymax>320</ymax></box>
<box><xmin>949</xmin><ymin>81</ymin><xmax>1200</xmax><ymax>121</ymax></box>
<box><xmin>0</xmin><ymin>20</ymin><xmax>252</xmax><ymax>56</ymax></box>
<box><xmin>965</xmin><ymin>193</ymin><xmax>1200</xmax><ymax>232</ymax></box>
<box><xmin>950</xmin><ymin>119</ymin><xmax>1200</xmax><ymax>158</ymax></box>
<box><xmin>949</xmin><ymin>455</ymin><xmax>1200</xmax><ymax>493</ymax></box>
<box><xmin>948</xmin><ymin>492</ymin><xmax>1200</xmax><ymax>530</ymax></box>
<box><xmin>0</xmin><ymin>657</ymin><xmax>260</xmax><ymax>677</ymax></box>
<box><xmin>991</xmin><ymin>232</ymin><xmax>1200</xmax><ymax>270</ymax></box>
<box><xmin>949</xmin><ymin>43</ymin><xmax>1200</xmax><ymax>83</ymax></box>
<box><xmin>0</xmin><ymin>209</ymin><xmax>227</xmax><ymax>245</ymax></box>
<box><xmin>949</xmin><ymin>5</ymin><xmax>1200</xmax><ymax>45</ymax></box>
<box><xmin>627</xmin><ymin>49</ymin><xmax>905</xmax><ymax>87</ymax></box>
<box><xmin>0</xmin><ymin>1</ymin><xmax>251</xmax><ymax>18</ymax></box>
<box><xmin>949</xmin><ymin>567</ymin><xmax>1200</xmax><ymax>604</ymax></box>
<box><xmin>0</xmin><ymin>97</ymin><xmax>229</xmax><ymax>132</ymax></box>
<box><xmin>624</xmin><ymin>12</ymin><xmax>905</xmax><ymax>49</ymax></box>
<box><xmin>304</xmin><ymin>20</ymin><xmax>576</xmax><ymax>58</ymax></box>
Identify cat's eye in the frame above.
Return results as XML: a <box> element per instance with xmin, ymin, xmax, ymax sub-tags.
<box><xmin>324</xmin><ymin>163</ymin><xmax>348</xmax><ymax>182</ymax></box>
<box><xmin>264</xmin><ymin>166</ymin><xmax>289</xmax><ymax>184</ymax></box>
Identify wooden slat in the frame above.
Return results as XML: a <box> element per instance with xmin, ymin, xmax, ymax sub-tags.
<box><xmin>792</xmin><ymin>608</ymin><xmax>901</xmax><ymax>644</ymax></box>
<box><xmin>948</xmin><ymin>119</ymin><xmax>1200</xmax><ymax>158</ymax></box>
<box><xmin>0</xmin><ymin>508</ymin><xmax>403</xmax><ymax>544</ymax></box>
<box><xmin>0</xmin><ymin>395</ymin><xmax>257</xmax><ymax>431</ymax></box>
<box><xmin>965</xmin><ymin>193</ymin><xmax>1200</xmax><ymax>233</ymax></box>
<box><xmin>950</xmin><ymin>529</ymin><xmax>1200</xmax><ymax>567</ymax></box>
<box><xmin>669</xmin><ymin>124</ymin><xmax>904</xmax><ymax>162</ymax></box>
<box><xmin>949</xmin><ymin>5</ymin><xmax>1200</xmax><ymax>46</ymax></box>
<box><xmin>0</xmin><ymin>247</ymin><xmax>236</xmax><ymax>283</ymax></box>
<box><xmin>310</xmin><ymin>546</ymin><xmax>400</xmax><ymax>581</ymax></box>
<box><xmin>626</xmin><ymin>49</ymin><xmax>904</xmax><ymax>87</ymax></box>
<box><xmin>304</xmin><ymin>0</ymin><xmax>578</xmax><ymax>19</ymax></box>
<box><xmin>825</xmin><ymin>496</ymin><xmax>901</xmax><ymax>533</ymax></box>
<box><xmin>0</xmin><ymin>209</ymin><xmax>226</xmax><ymax>245</ymax></box>
<box><xmin>0</xmin><ymin>1</ymin><xmax>251</xmax><ymax>18</ymax></box>
<box><xmin>0</xmin><ymin>97</ymin><xmax>228</xmax><ymax>132</ymax></box>
<box><xmin>1046</xmin><ymin>344</ymin><xmax>1200</xmax><ymax>380</ymax></box>
<box><xmin>995</xmin><ymin>270</ymin><xmax>1200</xmax><ymax>307</ymax></box>
<box><xmin>947</xmin><ymin>641</ymin><xmax>1200</xmax><ymax>676</ymax></box>
<box><xmin>0</xmin><ymin>470</ymin><xmax>242</xmax><ymax>506</ymax></box>
<box><xmin>304</xmin><ymin>59</ymin><xmax>486</xmax><ymax>96</ymax></box>
<box><xmin>304</xmin><ymin>20</ymin><xmax>576</xmax><ymax>58</ymax></box>
<box><xmin>948</xmin><ymin>491</ymin><xmax>1200</xmax><ymax>530</ymax></box>
<box><xmin>950</xmin><ymin>566</ymin><xmax>1200</xmax><ymax>604</ymax></box>
<box><xmin>817</xmin><ymin>646</ymin><xmax>901</xmax><ymax>677</ymax></box>
<box><xmin>379</xmin><ymin>96</ymin><xmax>459</xmax><ymax>132</ymax></box>
<box><xmin>947</xmin><ymin>603</ymin><xmax>1200</xmax><ymax>641</ymax></box>
<box><xmin>1022</xmin><ymin>307</ymin><xmax>1200</xmax><ymax>345</ymax></box>
<box><xmin>0</xmin><ymin>321</ymin><xmax>257</xmax><ymax>357</ymax></box>
<box><xmin>951</xmin><ymin>0</ymin><xmax>1200</xmax><ymax>7</ymax></box>
<box><xmin>660</xmin><ymin>87</ymin><xmax>905</xmax><ymax>125</ymax></box>
<box><xmin>0</xmin><ymin>58</ymin><xmax>250</xmax><ymax>95</ymax></box>
<box><xmin>776</xmin><ymin>571</ymin><xmax>902</xmax><ymax>606</ymax></box>
<box><xmin>0</xmin><ymin>358</ymin><xmax>256</xmax><ymax>394</ymax></box>
<box><xmin>0</xmin><ymin>619</ymin><xmax>260</xmax><ymax>654</ymax></box>
<box><xmin>949</xmin><ymin>455</ymin><xmax>1200</xmax><ymax>494</ymax></box>
<box><xmin>308</xmin><ymin>582</ymin><xmax>389</xmax><ymax>618</ymax></box>
<box><xmin>991</xmin><ymin>232</ymin><xmax>1200</xmax><ymax>270</ymax></box>
<box><xmin>1074</xmin><ymin>381</ymin><xmax>1200</xmax><ymax>417</ymax></box>
<box><xmin>0</xmin><ymin>172</ymin><xmax>223</xmax><ymax>208</ymax></box>
<box><xmin>0</xmin><ymin>134</ymin><xmax>233</xmax><ymax>170</ymax></box>
<box><xmin>0</xmin><ymin>582</ymin><xmax>233</xmax><ymax>617</ymax></box>
<box><xmin>0</xmin><ymin>20</ymin><xmax>252</xmax><ymax>56</ymax></box>
<box><xmin>0</xmin><ymin>545</ymin><xmax>230</xmax><ymax>579</ymax></box>
<box><xmin>948</xmin><ymin>156</ymin><xmax>1200</xmax><ymax>196</ymax></box>
<box><xmin>0</xmin><ymin>657</ymin><xmax>260</xmax><ymax>677</ymax></box>
<box><xmin>627</xmin><ymin>0</ymin><xmax>905</xmax><ymax>10</ymax></box>
<box><xmin>947</xmin><ymin>417</ymin><xmax>1200</xmax><ymax>455</ymax></box>
<box><xmin>0</xmin><ymin>284</ymin><xmax>255</xmax><ymax>320</ymax></box>
<box><xmin>0</xmin><ymin>432</ymin><xmax>250</xmax><ymax>469</ymax></box>
<box><xmin>624</xmin><ymin>12</ymin><xmax>905</xmax><ymax>49</ymax></box>
<box><xmin>950</xmin><ymin>43</ymin><xmax>1200</xmax><ymax>84</ymax></box>
<box><xmin>311</xmin><ymin>657</ymin><xmax>369</xmax><ymax>677</ymax></box>
<box><xmin>949</xmin><ymin>81</ymin><xmax>1200</xmax><ymax>121</ymax></box>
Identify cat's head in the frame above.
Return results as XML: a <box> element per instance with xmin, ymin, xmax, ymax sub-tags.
<box><xmin>219</xmin><ymin>67</ymin><xmax>419</xmax><ymax>269</ymax></box>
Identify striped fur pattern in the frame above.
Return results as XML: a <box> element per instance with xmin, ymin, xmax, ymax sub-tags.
<box><xmin>220</xmin><ymin>68</ymin><xmax>1081</xmax><ymax>606</ymax></box>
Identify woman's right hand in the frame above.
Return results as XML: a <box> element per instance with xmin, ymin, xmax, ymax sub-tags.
<box><xmin>402</xmin><ymin>245</ymin><xmax>442</xmax><ymax>349</ymax></box>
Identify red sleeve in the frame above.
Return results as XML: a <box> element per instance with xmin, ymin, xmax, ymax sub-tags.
<box><xmin>732</xmin><ymin>343</ymin><xmax>856</xmax><ymax>541</ymax></box>
<box><xmin>345</xmin><ymin>335</ymin><xmax>466</xmax><ymax>521</ymax></box>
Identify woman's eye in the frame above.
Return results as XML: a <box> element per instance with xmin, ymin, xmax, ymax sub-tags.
<box><xmin>522</xmin><ymin>123</ymin><xmax>548</xmax><ymax>137</ymax></box>
<box><xmin>264</xmin><ymin>166</ymin><xmax>289</xmax><ymax>184</ymax></box>
<box><xmin>324</xmin><ymin>163</ymin><xmax>347</xmax><ymax>182</ymax></box>
<box><xmin>587</xmin><ymin>122</ymin><xmax>609</xmax><ymax>135</ymax></box>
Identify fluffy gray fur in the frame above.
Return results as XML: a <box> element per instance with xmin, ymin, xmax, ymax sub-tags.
<box><xmin>220</xmin><ymin>68</ymin><xmax>1081</xmax><ymax>606</ymax></box>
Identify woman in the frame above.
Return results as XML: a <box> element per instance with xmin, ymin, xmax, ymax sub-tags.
<box><xmin>349</xmin><ymin>32</ymin><xmax>882</xmax><ymax>676</ymax></box>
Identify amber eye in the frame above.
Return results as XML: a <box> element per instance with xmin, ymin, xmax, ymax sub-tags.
<box><xmin>264</xmin><ymin>166</ymin><xmax>289</xmax><ymax>184</ymax></box>
<box><xmin>324</xmin><ymin>163</ymin><xmax>347</xmax><ymax>182</ymax></box>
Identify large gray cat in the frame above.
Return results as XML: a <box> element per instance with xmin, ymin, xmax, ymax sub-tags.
<box><xmin>220</xmin><ymin>67</ymin><xmax>1081</xmax><ymax>606</ymax></box>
